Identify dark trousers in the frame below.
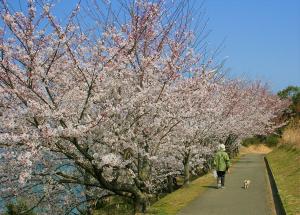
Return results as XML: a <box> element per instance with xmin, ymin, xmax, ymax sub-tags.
<box><xmin>217</xmin><ymin>171</ymin><xmax>226</xmax><ymax>186</ymax></box>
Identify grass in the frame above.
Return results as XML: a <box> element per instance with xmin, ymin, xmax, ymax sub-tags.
<box><xmin>266</xmin><ymin>145</ymin><xmax>300</xmax><ymax>215</ymax></box>
<box><xmin>93</xmin><ymin>196</ymin><xmax>134</xmax><ymax>215</ymax></box>
<box><xmin>240</xmin><ymin>144</ymin><xmax>272</xmax><ymax>154</ymax></box>
<box><xmin>281</xmin><ymin>119</ymin><xmax>300</xmax><ymax>148</ymax></box>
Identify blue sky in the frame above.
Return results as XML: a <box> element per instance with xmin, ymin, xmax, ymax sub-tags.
<box><xmin>202</xmin><ymin>0</ymin><xmax>300</xmax><ymax>92</ymax></box>
<box><xmin>46</xmin><ymin>0</ymin><xmax>300</xmax><ymax>92</ymax></box>
<box><xmin>5</xmin><ymin>0</ymin><xmax>300</xmax><ymax>92</ymax></box>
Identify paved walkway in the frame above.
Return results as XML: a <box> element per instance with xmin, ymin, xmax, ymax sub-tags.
<box><xmin>178</xmin><ymin>154</ymin><xmax>273</xmax><ymax>215</ymax></box>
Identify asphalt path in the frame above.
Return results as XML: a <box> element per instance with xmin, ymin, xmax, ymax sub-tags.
<box><xmin>178</xmin><ymin>154</ymin><xmax>273</xmax><ymax>215</ymax></box>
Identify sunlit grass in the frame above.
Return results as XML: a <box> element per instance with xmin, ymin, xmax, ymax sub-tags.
<box><xmin>267</xmin><ymin>145</ymin><xmax>300</xmax><ymax>215</ymax></box>
<box><xmin>240</xmin><ymin>144</ymin><xmax>272</xmax><ymax>154</ymax></box>
<box><xmin>281</xmin><ymin>119</ymin><xmax>300</xmax><ymax>148</ymax></box>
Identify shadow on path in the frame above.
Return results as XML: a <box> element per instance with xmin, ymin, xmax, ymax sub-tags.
<box><xmin>201</xmin><ymin>185</ymin><xmax>218</xmax><ymax>189</ymax></box>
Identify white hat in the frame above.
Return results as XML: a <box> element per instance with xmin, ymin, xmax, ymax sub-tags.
<box><xmin>219</xmin><ymin>144</ymin><xmax>226</xmax><ymax>150</ymax></box>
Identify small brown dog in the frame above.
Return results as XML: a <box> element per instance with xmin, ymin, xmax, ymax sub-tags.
<box><xmin>244</xmin><ymin>180</ymin><xmax>251</xmax><ymax>189</ymax></box>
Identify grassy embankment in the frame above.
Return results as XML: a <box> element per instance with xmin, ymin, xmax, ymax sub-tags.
<box><xmin>266</xmin><ymin>122</ymin><xmax>300</xmax><ymax>215</ymax></box>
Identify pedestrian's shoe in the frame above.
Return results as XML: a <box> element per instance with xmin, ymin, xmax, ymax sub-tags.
<box><xmin>217</xmin><ymin>184</ymin><xmax>221</xmax><ymax>189</ymax></box>
<box><xmin>221</xmin><ymin>186</ymin><xmax>225</xmax><ymax>189</ymax></box>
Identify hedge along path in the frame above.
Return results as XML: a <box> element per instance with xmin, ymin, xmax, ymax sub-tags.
<box><xmin>177</xmin><ymin>153</ymin><xmax>275</xmax><ymax>215</ymax></box>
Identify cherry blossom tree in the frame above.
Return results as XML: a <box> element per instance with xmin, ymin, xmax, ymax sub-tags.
<box><xmin>0</xmin><ymin>0</ymin><xmax>289</xmax><ymax>214</ymax></box>
<box><xmin>161</xmin><ymin>78</ymin><xmax>289</xmax><ymax>185</ymax></box>
<box><xmin>0</xmin><ymin>0</ymin><xmax>211</xmax><ymax>213</ymax></box>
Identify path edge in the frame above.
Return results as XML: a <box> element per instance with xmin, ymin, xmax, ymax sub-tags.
<box><xmin>264</xmin><ymin>156</ymin><xmax>286</xmax><ymax>215</ymax></box>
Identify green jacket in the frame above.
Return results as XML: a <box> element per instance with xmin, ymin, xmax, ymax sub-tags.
<box><xmin>213</xmin><ymin>150</ymin><xmax>230</xmax><ymax>171</ymax></box>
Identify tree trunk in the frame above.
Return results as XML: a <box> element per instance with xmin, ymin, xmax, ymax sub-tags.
<box><xmin>134</xmin><ymin>193</ymin><xmax>148</xmax><ymax>214</ymax></box>
<box><xmin>83</xmin><ymin>148</ymin><xmax>93</xmax><ymax>215</ymax></box>
<box><xmin>183</xmin><ymin>153</ymin><xmax>190</xmax><ymax>186</ymax></box>
<box><xmin>84</xmin><ymin>176</ymin><xmax>93</xmax><ymax>215</ymax></box>
<box><xmin>135</xmin><ymin>145</ymin><xmax>150</xmax><ymax>213</ymax></box>
<box><xmin>167</xmin><ymin>175</ymin><xmax>174</xmax><ymax>193</ymax></box>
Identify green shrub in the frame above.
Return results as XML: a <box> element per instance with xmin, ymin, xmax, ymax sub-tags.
<box><xmin>265</xmin><ymin>135</ymin><xmax>279</xmax><ymax>147</ymax></box>
<box><xmin>4</xmin><ymin>200</ymin><xmax>36</xmax><ymax>215</ymax></box>
<box><xmin>242</xmin><ymin>135</ymin><xmax>279</xmax><ymax>147</ymax></box>
<box><xmin>242</xmin><ymin>136</ymin><xmax>261</xmax><ymax>146</ymax></box>
<box><xmin>93</xmin><ymin>196</ymin><xmax>134</xmax><ymax>215</ymax></box>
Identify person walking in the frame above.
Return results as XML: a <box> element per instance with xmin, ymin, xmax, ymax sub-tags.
<box><xmin>213</xmin><ymin>144</ymin><xmax>231</xmax><ymax>189</ymax></box>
